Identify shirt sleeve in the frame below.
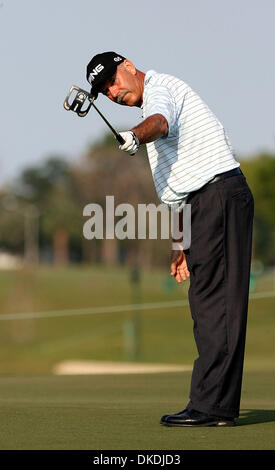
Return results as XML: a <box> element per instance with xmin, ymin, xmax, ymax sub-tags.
<box><xmin>144</xmin><ymin>85</ymin><xmax>177</xmax><ymax>137</ymax></box>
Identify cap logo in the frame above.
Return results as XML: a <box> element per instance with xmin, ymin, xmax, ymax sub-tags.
<box><xmin>88</xmin><ymin>64</ymin><xmax>104</xmax><ymax>84</ymax></box>
<box><xmin>114</xmin><ymin>56</ymin><xmax>122</xmax><ymax>62</ymax></box>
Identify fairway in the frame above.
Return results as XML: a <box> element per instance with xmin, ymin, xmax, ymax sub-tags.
<box><xmin>0</xmin><ymin>266</ymin><xmax>274</xmax><ymax>374</ymax></box>
<box><xmin>0</xmin><ymin>371</ymin><xmax>275</xmax><ymax>450</ymax></box>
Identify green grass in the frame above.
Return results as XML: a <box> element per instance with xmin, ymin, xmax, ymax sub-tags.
<box><xmin>0</xmin><ymin>265</ymin><xmax>274</xmax><ymax>374</ymax></box>
<box><xmin>0</xmin><ymin>265</ymin><xmax>189</xmax><ymax>373</ymax></box>
<box><xmin>0</xmin><ymin>265</ymin><xmax>274</xmax><ymax>449</ymax></box>
<box><xmin>0</xmin><ymin>371</ymin><xmax>274</xmax><ymax>450</ymax></box>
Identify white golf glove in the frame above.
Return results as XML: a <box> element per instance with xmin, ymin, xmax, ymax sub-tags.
<box><xmin>118</xmin><ymin>131</ymin><xmax>140</xmax><ymax>156</ymax></box>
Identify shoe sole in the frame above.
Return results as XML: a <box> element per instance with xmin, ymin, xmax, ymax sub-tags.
<box><xmin>160</xmin><ymin>420</ymin><xmax>236</xmax><ymax>427</ymax></box>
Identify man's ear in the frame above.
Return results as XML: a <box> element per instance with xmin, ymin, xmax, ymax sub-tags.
<box><xmin>123</xmin><ymin>60</ymin><xmax>137</xmax><ymax>75</ymax></box>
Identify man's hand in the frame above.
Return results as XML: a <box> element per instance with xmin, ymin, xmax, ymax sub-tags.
<box><xmin>119</xmin><ymin>131</ymin><xmax>140</xmax><ymax>156</ymax></box>
<box><xmin>170</xmin><ymin>249</ymin><xmax>190</xmax><ymax>283</ymax></box>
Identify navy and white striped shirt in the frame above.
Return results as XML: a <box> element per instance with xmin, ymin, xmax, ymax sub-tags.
<box><xmin>142</xmin><ymin>70</ymin><xmax>240</xmax><ymax>210</ymax></box>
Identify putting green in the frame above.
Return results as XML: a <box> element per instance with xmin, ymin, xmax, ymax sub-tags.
<box><xmin>0</xmin><ymin>371</ymin><xmax>274</xmax><ymax>450</ymax></box>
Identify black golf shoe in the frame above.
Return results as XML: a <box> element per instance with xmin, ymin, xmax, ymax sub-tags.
<box><xmin>160</xmin><ymin>408</ymin><xmax>236</xmax><ymax>427</ymax></box>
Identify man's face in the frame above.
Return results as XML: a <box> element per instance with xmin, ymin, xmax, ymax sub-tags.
<box><xmin>100</xmin><ymin>61</ymin><xmax>143</xmax><ymax>107</ymax></box>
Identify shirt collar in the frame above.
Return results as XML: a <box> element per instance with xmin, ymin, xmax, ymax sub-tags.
<box><xmin>144</xmin><ymin>69</ymin><xmax>156</xmax><ymax>86</ymax></box>
<box><xmin>141</xmin><ymin>70</ymin><xmax>157</xmax><ymax>109</ymax></box>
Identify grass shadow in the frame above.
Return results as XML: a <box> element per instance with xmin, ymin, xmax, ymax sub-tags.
<box><xmin>237</xmin><ymin>409</ymin><xmax>275</xmax><ymax>426</ymax></box>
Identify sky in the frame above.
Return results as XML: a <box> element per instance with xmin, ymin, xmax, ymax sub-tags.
<box><xmin>0</xmin><ymin>0</ymin><xmax>274</xmax><ymax>186</ymax></box>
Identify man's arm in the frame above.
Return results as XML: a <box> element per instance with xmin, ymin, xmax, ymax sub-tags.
<box><xmin>118</xmin><ymin>113</ymin><xmax>169</xmax><ymax>156</ymax></box>
<box><xmin>131</xmin><ymin>113</ymin><xmax>168</xmax><ymax>144</ymax></box>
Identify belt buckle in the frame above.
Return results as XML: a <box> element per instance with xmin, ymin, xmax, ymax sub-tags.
<box><xmin>209</xmin><ymin>175</ymin><xmax>218</xmax><ymax>185</ymax></box>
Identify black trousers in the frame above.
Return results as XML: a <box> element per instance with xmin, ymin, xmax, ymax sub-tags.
<box><xmin>184</xmin><ymin>172</ymin><xmax>254</xmax><ymax>419</ymax></box>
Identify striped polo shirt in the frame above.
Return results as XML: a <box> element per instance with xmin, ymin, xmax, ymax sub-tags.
<box><xmin>142</xmin><ymin>70</ymin><xmax>240</xmax><ymax>210</ymax></box>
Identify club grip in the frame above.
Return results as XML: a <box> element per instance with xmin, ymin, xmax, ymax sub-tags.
<box><xmin>116</xmin><ymin>133</ymin><xmax>125</xmax><ymax>145</ymax></box>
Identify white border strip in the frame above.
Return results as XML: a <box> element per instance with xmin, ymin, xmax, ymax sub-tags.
<box><xmin>0</xmin><ymin>291</ymin><xmax>274</xmax><ymax>321</ymax></box>
<box><xmin>0</xmin><ymin>300</ymin><xmax>190</xmax><ymax>321</ymax></box>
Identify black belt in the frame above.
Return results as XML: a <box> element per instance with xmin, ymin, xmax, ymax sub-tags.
<box><xmin>208</xmin><ymin>167</ymin><xmax>242</xmax><ymax>184</ymax></box>
<box><xmin>187</xmin><ymin>168</ymin><xmax>242</xmax><ymax>202</ymax></box>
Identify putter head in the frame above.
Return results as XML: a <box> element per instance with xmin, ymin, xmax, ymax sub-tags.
<box><xmin>63</xmin><ymin>85</ymin><xmax>96</xmax><ymax>117</ymax></box>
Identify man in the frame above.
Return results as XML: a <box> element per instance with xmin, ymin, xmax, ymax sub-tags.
<box><xmin>86</xmin><ymin>52</ymin><xmax>254</xmax><ymax>427</ymax></box>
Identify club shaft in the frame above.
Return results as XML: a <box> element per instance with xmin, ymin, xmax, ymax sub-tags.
<box><xmin>92</xmin><ymin>103</ymin><xmax>125</xmax><ymax>144</ymax></box>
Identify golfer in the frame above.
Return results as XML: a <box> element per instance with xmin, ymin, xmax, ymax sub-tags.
<box><xmin>86</xmin><ymin>52</ymin><xmax>254</xmax><ymax>427</ymax></box>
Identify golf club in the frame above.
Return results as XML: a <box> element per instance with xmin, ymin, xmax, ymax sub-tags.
<box><xmin>63</xmin><ymin>85</ymin><xmax>125</xmax><ymax>145</ymax></box>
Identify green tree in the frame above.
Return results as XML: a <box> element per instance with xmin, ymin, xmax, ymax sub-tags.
<box><xmin>240</xmin><ymin>153</ymin><xmax>275</xmax><ymax>266</ymax></box>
